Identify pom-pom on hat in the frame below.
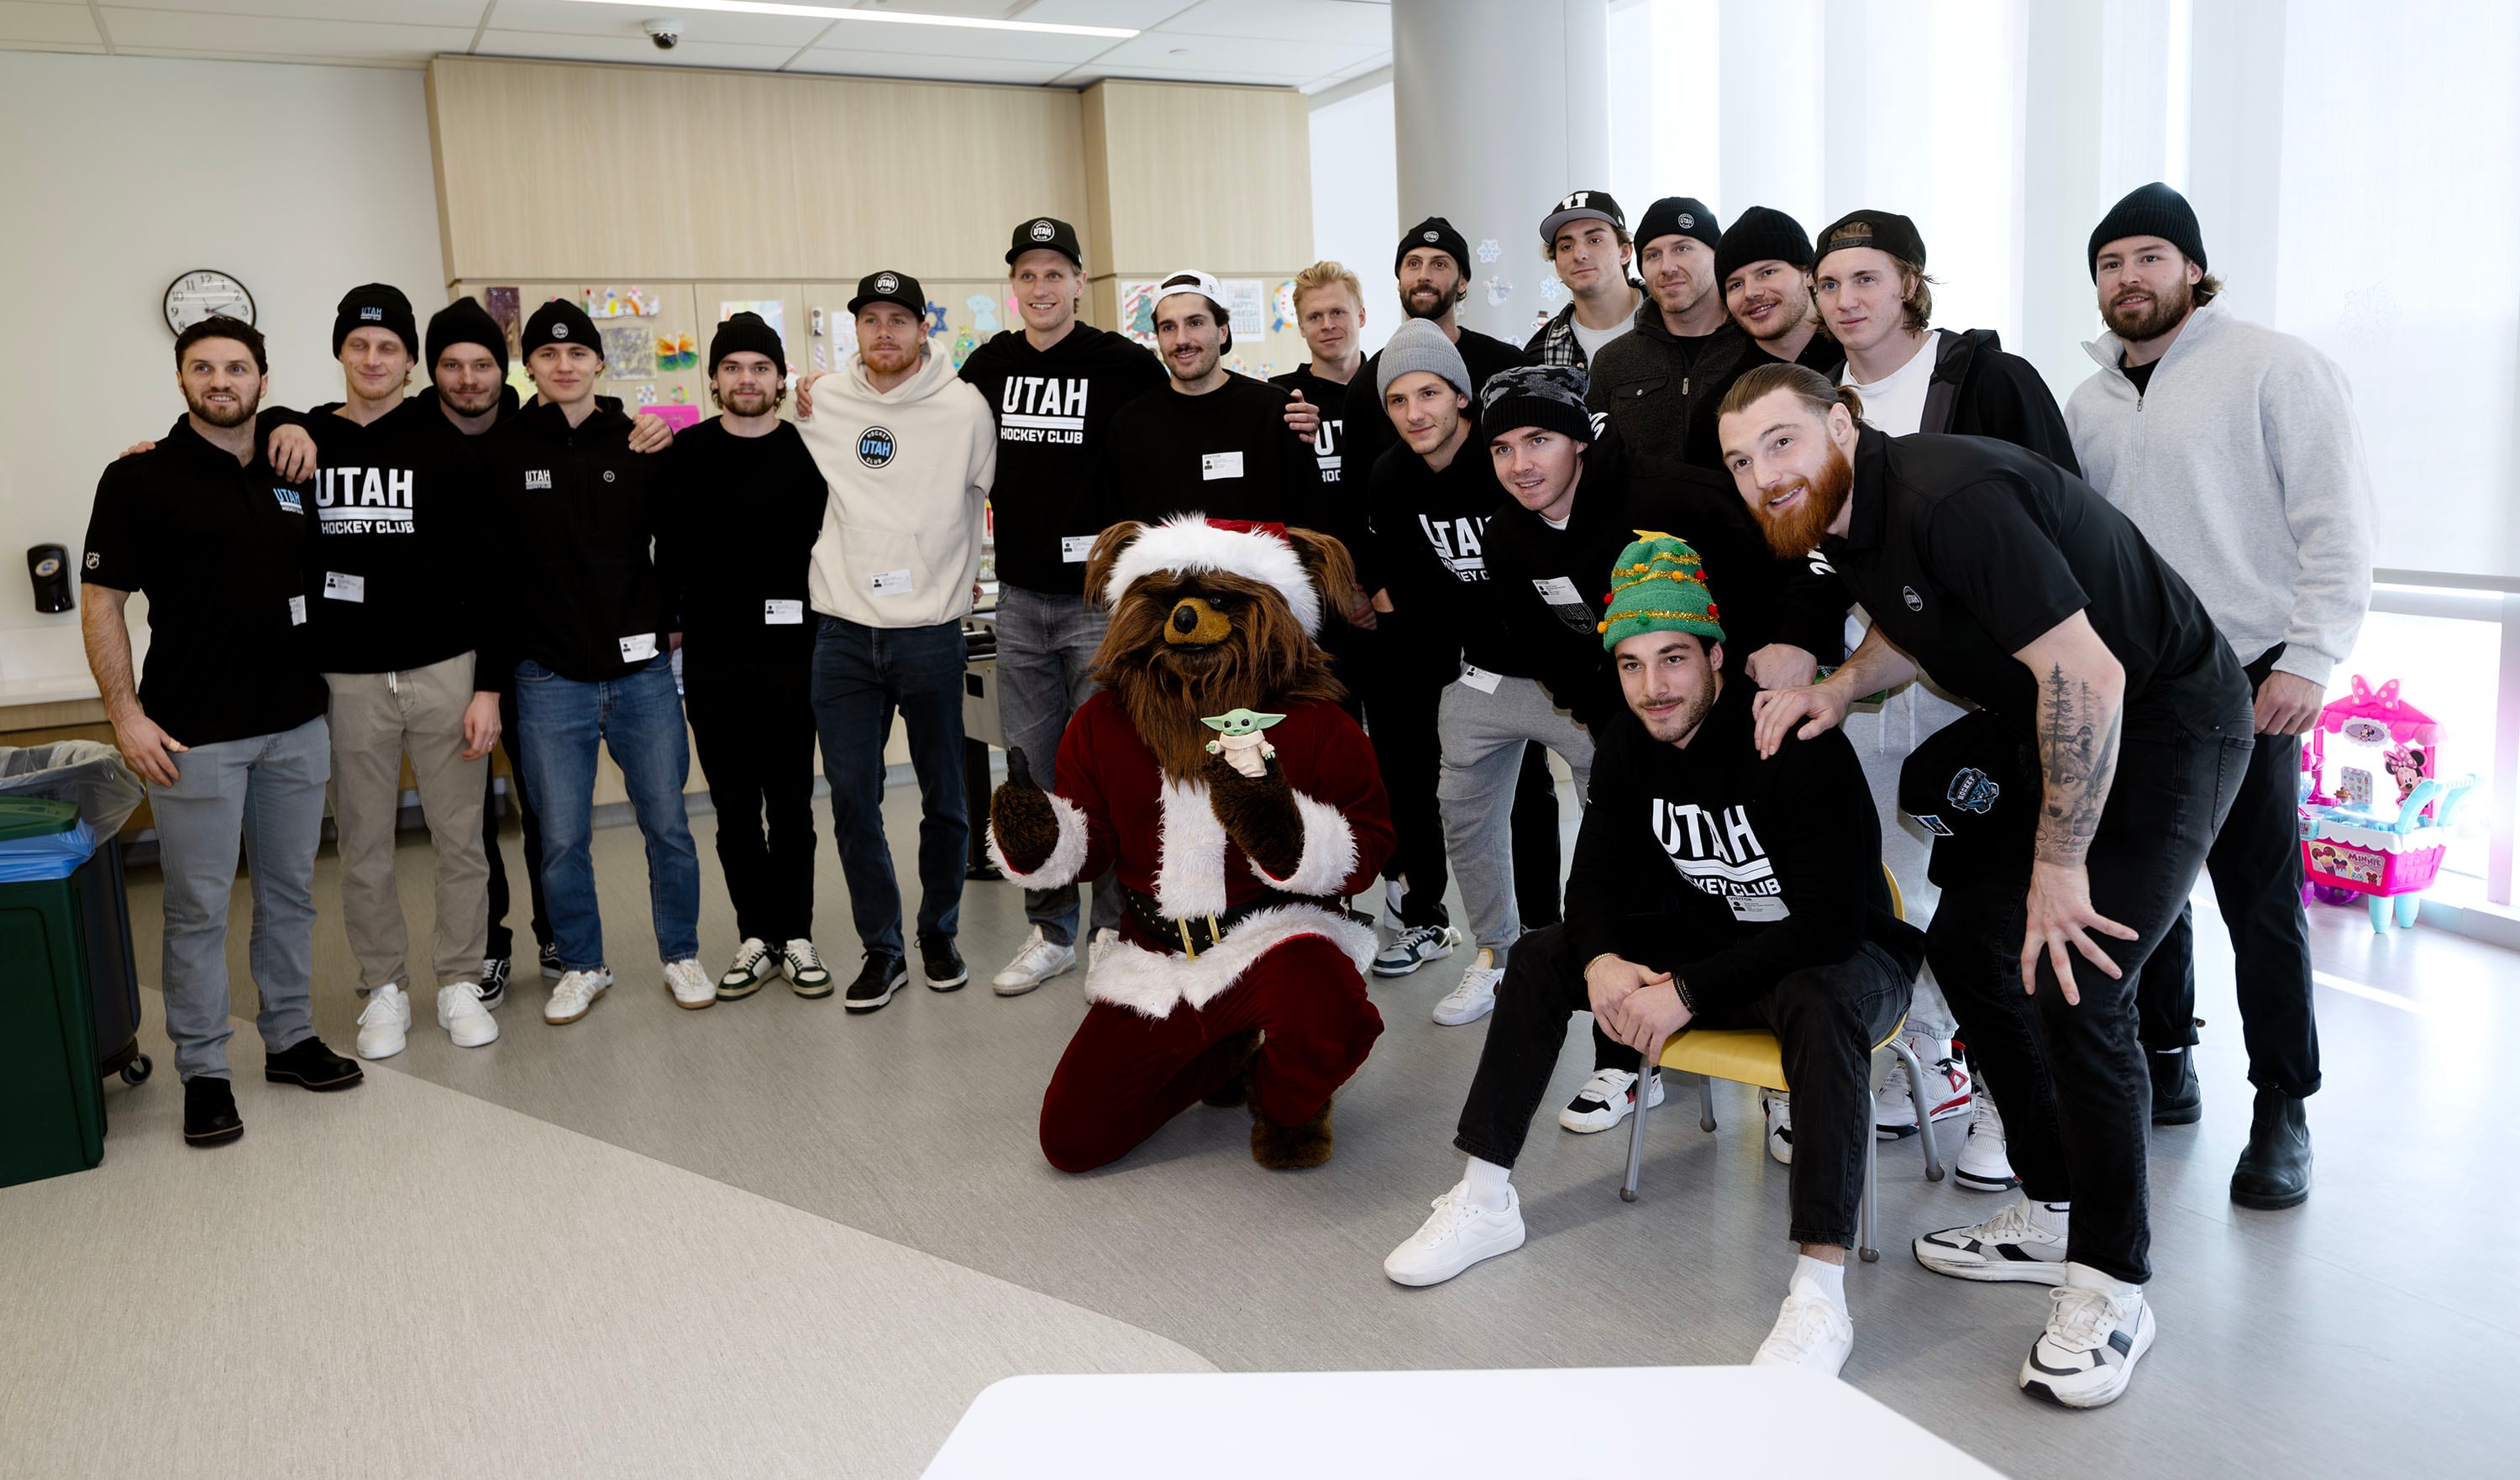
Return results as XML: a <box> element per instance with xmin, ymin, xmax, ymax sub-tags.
<box><xmin>1100</xmin><ymin>514</ymin><xmax>1325</xmax><ymax>637</ymax></box>
<box><xmin>1600</xmin><ymin>530</ymin><xmax>1725</xmax><ymax>652</ymax></box>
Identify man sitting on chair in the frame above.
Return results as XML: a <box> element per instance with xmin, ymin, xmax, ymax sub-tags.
<box><xmin>1381</xmin><ymin>533</ymin><xmax>1923</xmax><ymax>1376</ymax></box>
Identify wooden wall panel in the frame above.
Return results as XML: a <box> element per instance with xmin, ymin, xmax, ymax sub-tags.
<box><xmin>1081</xmin><ymin>80</ymin><xmax>1313</xmax><ymax>278</ymax></box>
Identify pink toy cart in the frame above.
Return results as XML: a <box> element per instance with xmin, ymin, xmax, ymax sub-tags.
<box><xmin>2297</xmin><ymin>676</ymin><xmax>2478</xmax><ymax>931</ymax></box>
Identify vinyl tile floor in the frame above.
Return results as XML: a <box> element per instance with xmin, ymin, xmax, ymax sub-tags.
<box><xmin>6</xmin><ymin>774</ymin><xmax>2512</xmax><ymax>1479</ymax></box>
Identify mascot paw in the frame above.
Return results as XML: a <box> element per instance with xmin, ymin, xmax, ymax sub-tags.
<box><xmin>1200</xmin><ymin>1031</ymin><xmax>1263</xmax><ymax>1107</ymax></box>
<box><xmin>1249</xmin><ymin>1094</ymin><xmax>1334</xmax><ymax>1170</ymax></box>
<box><xmin>988</xmin><ymin>745</ymin><xmax>1060</xmax><ymax>874</ymax></box>
<box><xmin>1203</xmin><ymin>751</ymin><xmax>1305</xmax><ymax>880</ymax></box>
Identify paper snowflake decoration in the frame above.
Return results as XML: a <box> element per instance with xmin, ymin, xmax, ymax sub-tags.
<box><xmin>1475</xmin><ymin>238</ymin><xmax>1501</xmax><ymax>265</ymax></box>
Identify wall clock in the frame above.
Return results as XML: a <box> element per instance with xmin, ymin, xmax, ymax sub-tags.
<box><xmin>164</xmin><ymin>269</ymin><xmax>255</xmax><ymax>335</ymax></box>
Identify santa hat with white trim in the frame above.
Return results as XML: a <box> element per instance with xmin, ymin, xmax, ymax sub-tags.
<box><xmin>1100</xmin><ymin>514</ymin><xmax>1325</xmax><ymax>637</ymax></box>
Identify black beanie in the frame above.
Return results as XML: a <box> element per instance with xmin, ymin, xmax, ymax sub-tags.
<box><xmin>425</xmin><ymin>297</ymin><xmax>509</xmax><ymax>373</ymax></box>
<box><xmin>1714</xmin><ymin>206</ymin><xmax>1814</xmax><ymax>284</ymax></box>
<box><xmin>521</xmin><ymin>299</ymin><xmax>601</xmax><ymax>363</ymax></box>
<box><xmin>2087</xmin><ymin>181</ymin><xmax>2206</xmax><ymax>279</ymax></box>
<box><xmin>1635</xmin><ymin>197</ymin><xmax>1720</xmax><ymax>255</ymax></box>
<box><xmin>709</xmin><ymin>311</ymin><xmax>786</xmax><ymax>376</ymax></box>
<box><xmin>1396</xmin><ymin>216</ymin><xmax>1471</xmax><ymax>277</ymax></box>
<box><xmin>333</xmin><ymin>282</ymin><xmax>417</xmax><ymax>360</ymax></box>
<box><xmin>1478</xmin><ymin>363</ymin><xmax>1595</xmax><ymax>445</ymax></box>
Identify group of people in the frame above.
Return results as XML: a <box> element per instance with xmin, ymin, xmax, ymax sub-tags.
<box><xmin>84</xmin><ymin>178</ymin><xmax>2371</xmax><ymax>1411</ymax></box>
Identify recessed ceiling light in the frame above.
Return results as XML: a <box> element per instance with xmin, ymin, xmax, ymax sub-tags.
<box><xmin>558</xmin><ymin>0</ymin><xmax>1139</xmax><ymax>39</ymax></box>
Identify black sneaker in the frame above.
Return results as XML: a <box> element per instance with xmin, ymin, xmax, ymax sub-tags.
<box><xmin>922</xmin><ymin>937</ymin><xmax>968</xmax><ymax>991</ymax></box>
<box><xmin>479</xmin><ymin>954</ymin><xmax>511</xmax><ymax>1010</ymax></box>
<box><xmin>183</xmin><ymin>1076</ymin><xmax>243</xmax><ymax>1147</ymax></box>
<box><xmin>844</xmin><ymin>953</ymin><xmax>909</xmax><ymax>1013</ymax></box>
<box><xmin>538</xmin><ymin>940</ymin><xmax>564</xmax><ymax>980</ymax></box>
<box><xmin>262</xmin><ymin>1037</ymin><xmax>365</xmax><ymax>1091</ymax></box>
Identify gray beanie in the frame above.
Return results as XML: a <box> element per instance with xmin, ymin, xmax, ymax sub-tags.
<box><xmin>1375</xmin><ymin>318</ymin><xmax>1473</xmax><ymax>402</ymax></box>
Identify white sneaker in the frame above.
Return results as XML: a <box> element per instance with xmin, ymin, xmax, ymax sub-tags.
<box><xmin>1956</xmin><ymin>1092</ymin><xmax>2020</xmax><ymax>1192</ymax></box>
<box><xmin>1383</xmin><ymin>1181</ymin><xmax>1526</xmax><ymax>1286</ymax></box>
<box><xmin>435</xmin><ymin>982</ymin><xmax>499</xmax><ymax>1048</ymax></box>
<box><xmin>355</xmin><ymin>984</ymin><xmax>411</xmax><ymax>1060</ymax></box>
<box><xmin>717</xmin><ymin>937</ymin><xmax>775</xmax><ymax>999</ymax></box>
<box><xmin>1087</xmin><ymin>926</ymin><xmax>1121</xmax><ymax>974</ymax></box>
<box><xmin>1373</xmin><ymin>921</ymin><xmax>1461</xmax><ymax>977</ymax></box>
<box><xmin>1751</xmin><ymin>1284</ymin><xmax>1855</xmax><ymax>1374</ymax></box>
<box><xmin>1558</xmin><ymin>1067</ymin><xmax>1666</xmax><ymax>1133</ymax></box>
<box><xmin>1763</xmin><ymin>1089</ymin><xmax>1793</xmax><ymax>1165</ymax></box>
<box><xmin>1914</xmin><ymin>1196</ymin><xmax>2069</xmax><ymax>1283</ymax></box>
<box><xmin>1431</xmin><ymin>948</ymin><xmax>1501</xmax><ymax>1026</ymax></box>
<box><xmin>664</xmin><ymin>958</ymin><xmax>714</xmax><ymax>1010</ymax></box>
<box><xmin>779</xmin><ymin>938</ymin><xmax>833</xmax><ymax>997</ymax></box>
<box><xmin>544</xmin><ymin>968</ymin><xmax>612</xmax><ymax>1026</ymax></box>
<box><xmin>1877</xmin><ymin>1041</ymin><xmax>1971</xmax><ymax>1138</ymax></box>
<box><xmin>2020</xmin><ymin>1265</ymin><xmax>2155</xmax><ymax>1409</ymax></box>
<box><xmin>992</xmin><ymin>926</ymin><xmax>1076</xmax><ymax>997</ymax></box>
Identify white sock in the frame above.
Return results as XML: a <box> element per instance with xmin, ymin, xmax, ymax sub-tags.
<box><xmin>1462</xmin><ymin>1156</ymin><xmax>1513</xmax><ymax>1211</ymax></box>
<box><xmin>2027</xmin><ymin>1199</ymin><xmax>2071</xmax><ymax>1238</ymax></box>
<box><xmin>1793</xmin><ymin>1255</ymin><xmax>1848</xmax><ymax>1314</ymax></box>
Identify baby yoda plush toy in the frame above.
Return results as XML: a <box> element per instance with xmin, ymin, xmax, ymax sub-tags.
<box><xmin>1202</xmin><ymin>708</ymin><xmax>1285</xmax><ymax>778</ymax></box>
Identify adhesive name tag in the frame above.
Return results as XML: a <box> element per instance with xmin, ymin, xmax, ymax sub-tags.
<box><xmin>287</xmin><ymin>595</ymin><xmax>307</xmax><ymax>627</ymax></box>
<box><xmin>323</xmin><ymin>572</ymin><xmax>365</xmax><ymax>603</ymax></box>
<box><xmin>1532</xmin><ymin>575</ymin><xmax>1583</xmax><ymax>606</ymax></box>
<box><xmin>1457</xmin><ymin>664</ymin><xmax>1502</xmax><ymax>694</ymax></box>
<box><xmin>764</xmin><ymin>599</ymin><xmax>805</xmax><ymax>625</ymax></box>
<box><xmin>620</xmin><ymin>632</ymin><xmax>659</xmax><ymax>662</ymax></box>
<box><xmin>1201</xmin><ymin>450</ymin><xmax>1245</xmax><ymax>480</ymax></box>
<box><xmin>1061</xmin><ymin>535</ymin><xmax>1095</xmax><ymax>562</ymax></box>
<box><xmin>870</xmin><ymin>569</ymin><xmax>915</xmax><ymax>597</ymax></box>
<box><xmin>1727</xmin><ymin>895</ymin><xmax>1790</xmax><ymax>923</ymax></box>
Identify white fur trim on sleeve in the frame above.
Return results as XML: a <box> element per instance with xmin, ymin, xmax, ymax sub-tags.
<box><xmin>1249</xmin><ymin>789</ymin><xmax>1358</xmax><ymax>897</ymax></box>
<box><xmin>985</xmin><ymin>790</ymin><xmax>1090</xmax><ymax>891</ymax></box>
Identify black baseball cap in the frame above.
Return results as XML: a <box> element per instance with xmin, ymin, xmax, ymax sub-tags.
<box><xmin>1396</xmin><ymin>216</ymin><xmax>1471</xmax><ymax>276</ymax></box>
<box><xmin>1539</xmin><ymin>188</ymin><xmax>1625</xmax><ymax>244</ymax></box>
<box><xmin>1007</xmin><ymin>216</ymin><xmax>1083</xmax><ymax>268</ymax></box>
<box><xmin>1814</xmin><ymin>210</ymin><xmax>1928</xmax><ymax>271</ymax></box>
<box><xmin>849</xmin><ymin>270</ymin><xmax>926</xmax><ymax>319</ymax></box>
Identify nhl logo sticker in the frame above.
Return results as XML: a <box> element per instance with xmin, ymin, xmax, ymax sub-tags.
<box><xmin>857</xmin><ymin>426</ymin><xmax>897</xmax><ymax>468</ymax></box>
<box><xmin>1903</xmin><ymin>585</ymin><xmax>1924</xmax><ymax>611</ymax></box>
<box><xmin>1030</xmin><ymin>220</ymin><xmax>1055</xmax><ymax>241</ymax></box>
<box><xmin>874</xmin><ymin>272</ymin><xmax>900</xmax><ymax>295</ymax></box>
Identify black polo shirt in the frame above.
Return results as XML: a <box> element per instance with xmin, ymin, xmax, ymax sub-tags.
<box><xmin>81</xmin><ymin>418</ymin><xmax>327</xmax><ymax>746</ymax></box>
<box><xmin>1819</xmin><ymin>428</ymin><xmax>2247</xmax><ymax>739</ymax></box>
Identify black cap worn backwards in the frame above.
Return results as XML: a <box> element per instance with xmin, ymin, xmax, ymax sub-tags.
<box><xmin>333</xmin><ymin>282</ymin><xmax>417</xmax><ymax>360</ymax></box>
<box><xmin>1538</xmin><ymin>188</ymin><xmax>1626</xmax><ymax>244</ymax></box>
<box><xmin>1007</xmin><ymin>216</ymin><xmax>1084</xmax><ymax>268</ymax></box>
<box><xmin>426</xmin><ymin>297</ymin><xmax>508</xmax><ymax>373</ymax></box>
<box><xmin>709</xmin><ymin>312</ymin><xmax>786</xmax><ymax>376</ymax></box>
<box><xmin>1396</xmin><ymin>216</ymin><xmax>1472</xmax><ymax>277</ymax></box>
<box><xmin>1814</xmin><ymin>210</ymin><xmax>1928</xmax><ymax>271</ymax></box>
<box><xmin>1635</xmin><ymin>197</ymin><xmax>1721</xmax><ymax>254</ymax></box>
<box><xmin>521</xmin><ymin>298</ymin><xmax>601</xmax><ymax>362</ymax></box>
<box><xmin>849</xmin><ymin>270</ymin><xmax>927</xmax><ymax>320</ymax></box>
<box><xmin>1714</xmin><ymin>206</ymin><xmax>1814</xmax><ymax>283</ymax></box>
<box><xmin>2087</xmin><ymin>181</ymin><xmax>2206</xmax><ymax>280</ymax></box>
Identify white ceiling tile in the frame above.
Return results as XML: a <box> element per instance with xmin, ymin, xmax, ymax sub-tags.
<box><xmin>97</xmin><ymin>9</ymin><xmax>477</xmax><ymax>61</ymax></box>
<box><xmin>785</xmin><ymin>46</ymin><xmax>1074</xmax><ymax>84</ymax></box>
<box><xmin>100</xmin><ymin>0</ymin><xmax>488</xmax><ymax>24</ymax></box>
<box><xmin>476</xmin><ymin>30</ymin><xmax>806</xmax><ymax>69</ymax></box>
<box><xmin>1156</xmin><ymin>0</ymin><xmax>1388</xmax><ymax>47</ymax></box>
<box><xmin>787</xmin><ymin>17</ymin><xmax>1109</xmax><ymax>62</ymax></box>
<box><xmin>1012</xmin><ymin>0</ymin><xmax>1195</xmax><ymax>30</ymax></box>
<box><xmin>483</xmin><ymin>0</ymin><xmax>832</xmax><ymax>48</ymax></box>
<box><xmin>0</xmin><ymin>1</ymin><xmax>102</xmax><ymax>45</ymax></box>
<box><xmin>1083</xmin><ymin>29</ymin><xmax>1375</xmax><ymax>79</ymax></box>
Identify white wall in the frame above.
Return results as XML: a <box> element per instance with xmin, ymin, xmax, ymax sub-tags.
<box><xmin>0</xmin><ymin>52</ymin><xmax>444</xmax><ymax>683</ymax></box>
<box><xmin>1306</xmin><ymin>80</ymin><xmax>1402</xmax><ymax>357</ymax></box>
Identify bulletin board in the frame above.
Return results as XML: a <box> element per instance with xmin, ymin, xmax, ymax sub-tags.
<box><xmin>1110</xmin><ymin>275</ymin><xmax>1312</xmax><ymax>381</ymax></box>
<box><xmin>454</xmin><ymin>281</ymin><xmax>711</xmax><ymax>424</ymax></box>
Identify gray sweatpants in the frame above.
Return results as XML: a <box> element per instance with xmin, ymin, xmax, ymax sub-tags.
<box><xmin>149</xmin><ymin>716</ymin><xmax>330</xmax><ymax>1083</ymax></box>
<box><xmin>1436</xmin><ymin>672</ymin><xmax>1593</xmax><ymax>963</ymax></box>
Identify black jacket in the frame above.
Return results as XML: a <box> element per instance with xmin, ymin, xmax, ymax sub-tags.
<box><xmin>1585</xmin><ymin>305</ymin><xmax>1757</xmax><ymax>473</ymax></box>
<box><xmin>959</xmin><ymin>324</ymin><xmax>1165</xmax><ymax>596</ymax></box>
<box><xmin>478</xmin><ymin>400</ymin><xmax>681</xmax><ymax>684</ymax></box>
<box><xmin>1920</xmin><ymin>328</ymin><xmax>2080</xmax><ymax>475</ymax></box>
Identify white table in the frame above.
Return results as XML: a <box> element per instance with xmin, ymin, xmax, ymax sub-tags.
<box><xmin>922</xmin><ymin>1367</ymin><xmax>2010</xmax><ymax>1478</ymax></box>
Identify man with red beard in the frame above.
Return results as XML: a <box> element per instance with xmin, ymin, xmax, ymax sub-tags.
<box><xmin>2068</xmin><ymin>183</ymin><xmax>2373</xmax><ymax>1211</ymax></box>
<box><xmin>1721</xmin><ymin>362</ymin><xmax>2251</xmax><ymax>1410</ymax></box>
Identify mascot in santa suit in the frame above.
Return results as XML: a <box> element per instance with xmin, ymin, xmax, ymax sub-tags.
<box><xmin>988</xmin><ymin>515</ymin><xmax>1394</xmax><ymax>1173</ymax></box>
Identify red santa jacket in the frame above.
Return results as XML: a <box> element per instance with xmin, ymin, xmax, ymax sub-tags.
<box><xmin>985</xmin><ymin>692</ymin><xmax>1394</xmax><ymax>1018</ymax></box>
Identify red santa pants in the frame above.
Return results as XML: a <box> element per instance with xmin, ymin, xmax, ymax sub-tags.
<box><xmin>1039</xmin><ymin>935</ymin><xmax>1386</xmax><ymax>1173</ymax></box>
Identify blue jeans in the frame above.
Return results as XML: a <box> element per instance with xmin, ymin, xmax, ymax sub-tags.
<box><xmin>811</xmin><ymin>614</ymin><xmax>968</xmax><ymax>959</ymax></box>
<box><xmin>513</xmin><ymin>656</ymin><xmax>701</xmax><ymax>969</ymax></box>
<box><xmin>992</xmin><ymin>583</ymin><xmax>1122</xmax><ymax>945</ymax></box>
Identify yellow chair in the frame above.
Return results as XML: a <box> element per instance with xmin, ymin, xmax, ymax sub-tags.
<box><xmin>1614</xmin><ymin>866</ymin><xmax>1945</xmax><ymax>1262</ymax></box>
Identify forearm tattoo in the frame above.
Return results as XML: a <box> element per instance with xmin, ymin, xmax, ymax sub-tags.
<box><xmin>2034</xmin><ymin>664</ymin><xmax>2121</xmax><ymax>866</ymax></box>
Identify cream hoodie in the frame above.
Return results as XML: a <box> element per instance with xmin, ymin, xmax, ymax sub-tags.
<box><xmin>798</xmin><ymin>344</ymin><xmax>997</xmax><ymax>629</ymax></box>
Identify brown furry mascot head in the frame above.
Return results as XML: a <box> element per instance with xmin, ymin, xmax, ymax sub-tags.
<box><xmin>1084</xmin><ymin>516</ymin><xmax>1359</xmax><ymax>780</ymax></box>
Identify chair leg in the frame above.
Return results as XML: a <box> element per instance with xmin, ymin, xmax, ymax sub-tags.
<box><xmin>1887</xmin><ymin>1037</ymin><xmax>1947</xmax><ymax>1183</ymax></box>
<box><xmin>1859</xmin><ymin>1132</ymin><xmax>1880</xmax><ymax>1262</ymax></box>
<box><xmin>1620</xmin><ymin>1056</ymin><xmax>1651</xmax><ymax>1203</ymax></box>
<box><xmin>1698</xmin><ymin>1075</ymin><xmax>1717</xmax><ymax>1133</ymax></box>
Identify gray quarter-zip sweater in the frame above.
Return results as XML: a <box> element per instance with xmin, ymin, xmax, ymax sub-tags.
<box><xmin>2065</xmin><ymin>301</ymin><xmax>2374</xmax><ymax>687</ymax></box>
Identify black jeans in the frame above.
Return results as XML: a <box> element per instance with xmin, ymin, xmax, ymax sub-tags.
<box><xmin>686</xmin><ymin>642</ymin><xmax>818</xmax><ymax>946</ymax></box>
<box><xmin>483</xmin><ymin>683</ymin><xmax>547</xmax><ymax>962</ymax></box>
<box><xmin>2139</xmin><ymin>649</ymin><xmax>2321</xmax><ymax>1096</ymax></box>
<box><xmin>1453</xmin><ymin>921</ymin><xmax>1910</xmax><ymax>1248</ymax></box>
<box><xmin>1512</xmin><ymin>743</ymin><xmax>1562</xmax><ymax>928</ymax></box>
<box><xmin>1360</xmin><ymin>641</ymin><xmax>1452</xmax><ymax>930</ymax></box>
<box><xmin>1930</xmin><ymin>722</ymin><xmax>2251</xmax><ymax>1285</ymax></box>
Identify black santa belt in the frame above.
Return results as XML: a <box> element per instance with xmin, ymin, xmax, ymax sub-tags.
<box><xmin>1121</xmin><ymin>884</ymin><xmax>1303</xmax><ymax>959</ymax></box>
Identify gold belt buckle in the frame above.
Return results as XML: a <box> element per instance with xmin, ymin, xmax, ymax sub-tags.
<box><xmin>1173</xmin><ymin>913</ymin><xmax>1223</xmax><ymax>959</ymax></box>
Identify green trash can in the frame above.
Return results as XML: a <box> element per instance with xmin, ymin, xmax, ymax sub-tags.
<box><xmin>0</xmin><ymin>797</ymin><xmax>107</xmax><ymax>1189</ymax></box>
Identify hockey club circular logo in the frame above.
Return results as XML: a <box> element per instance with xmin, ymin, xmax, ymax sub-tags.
<box><xmin>1903</xmin><ymin>585</ymin><xmax>1924</xmax><ymax>611</ymax></box>
<box><xmin>1677</xmin><ymin>213</ymin><xmax>1695</xmax><ymax>229</ymax></box>
<box><xmin>857</xmin><ymin>426</ymin><xmax>897</xmax><ymax>468</ymax></box>
<box><xmin>602</xmin><ymin>470</ymin><xmax>616</xmax><ymax>483</ymax></box>
<box><xmin>1030</xmin><ymin>220</ymin><xmax>1055</xmax><ymax>241</ymax></box>
<box><xmin>551</xmin><ymin>322</ymin><xmax>569</xmax><ymax>339</ymax></box>
<box><xmin>1423</xmin><ymin>229</ymin><xmax>1440</xmax><ymax>242</ymax></box>
<box><xmin>84</xmin><ymin>552</ymin><xmax>100</xmax><ymax>570</ymax></box>
<box><xmin>874</xmin><ymin>272</ymin><xmax>900</xmax><ymax>295</ymax></box>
